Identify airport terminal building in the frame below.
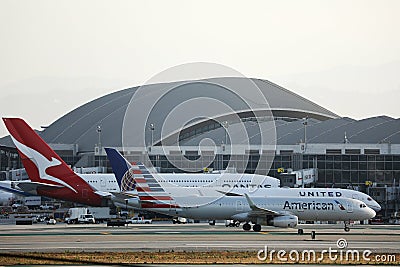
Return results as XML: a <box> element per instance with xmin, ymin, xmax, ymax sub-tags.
<box><xmin>1</xmin><ymin>77</ymin><xmax>399</xmax><ymax>219</ymax></box>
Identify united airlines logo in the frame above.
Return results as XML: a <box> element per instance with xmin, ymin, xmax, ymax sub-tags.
<box><xmin>121</xmin><ymin>169</ymin><xmax>137</xmax><ymax>192</ymax></box>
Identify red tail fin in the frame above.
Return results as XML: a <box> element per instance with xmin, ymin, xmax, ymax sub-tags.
<box><xmin>3</xmin><ymin>118</ymin><xmax>104</xmax><ymax>206</ymax></box>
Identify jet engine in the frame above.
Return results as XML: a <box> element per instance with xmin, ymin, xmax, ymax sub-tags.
<box><xmin>268</xmin><ymin>215</ymin><xmax>298</xmax><ymax>228</ymax></box>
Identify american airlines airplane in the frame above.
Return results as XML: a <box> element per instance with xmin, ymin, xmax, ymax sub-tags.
<box><xmin>106</xmin><ymin>148</ymin><xmax>381</xmax><ymax>211</ymax></box>
<box><xmin>112</xmin><ymin>161</ymin><xmax>376</xmax><ymax>232</ymax></box>
<box><xmin>105</xmin><ymin>148</ymin><xmax>378</xmax><ymax>232</ymax></box>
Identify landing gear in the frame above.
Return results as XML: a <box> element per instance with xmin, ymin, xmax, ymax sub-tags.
<box><xmin>243</xmin><ymin>223</ymin><xmax>251</xmax><ymax>231</ymax></box>
<box><xmin>311</xmin><ymin>230</ymin><xmax>316</xmax><ymax>240</ymax></box>
<box><xmin>297</xmin><ymin>228</ymin><xmax>304</xmax><ymax>235</ymax></box>
<box><xmin>344</xmin><ymin>221</ymin><xmax>351</xmax><ymax>232</ymax></box>
<box><xmin>253</xmin><ymin>224</ymin><xmax>262</xmax><ymax>232</ymax></box>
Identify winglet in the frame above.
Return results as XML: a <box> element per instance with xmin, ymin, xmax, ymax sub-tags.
<box><xmin>244</xmin><ymin>193</ymin><xmax>259</xmax><ymax>210</ymax></box>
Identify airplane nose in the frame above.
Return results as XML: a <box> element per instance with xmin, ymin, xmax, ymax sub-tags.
<box><xmin>368</xmin><ymin>208</ymin><xmax>376</xmax><ymax>218</ymax></box>
<box><xmin>373</xmin><ymin>203</ymin><xmax>382</xmax><ymax>212</ymax></box>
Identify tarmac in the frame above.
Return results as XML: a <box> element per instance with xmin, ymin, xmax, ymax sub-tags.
<box><xmin>0</xmin><ymin>222</ymin><xmax>399</xmax><ymax>254</ymax></box>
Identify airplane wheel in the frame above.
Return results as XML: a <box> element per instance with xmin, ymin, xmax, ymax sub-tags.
<box><xmin>311</xmin><ymin>230</ymin><xmax>316</xmax><ymax>240</ymax></box>
<box><xmin>298</xmin><ymin>229</ymin><xmax>304</xmax><ymax>235</ymax></box>
<box><xmin>344</xmin><ymin>226</ymin><xmax>350</xmax><ymax>232</ymax></box>
<box><xmin>253</xmin><ymin>224</ymin><xmax>261</xmax><ymax>232</ymax></box>
<box><xmin>243</xmin><ymin>223</ymin><xmax>251</xmax><ymax>231</ymax></box>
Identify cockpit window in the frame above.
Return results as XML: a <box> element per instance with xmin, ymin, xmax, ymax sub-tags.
<box><xmin>360</xmin><ymin>204</ymin><xmax>366</xmax><ymax>208</ymax></box>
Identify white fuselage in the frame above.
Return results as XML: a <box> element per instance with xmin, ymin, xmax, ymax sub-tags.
<box><xmin>0</xmin><ymin>190</ymin><xmax>14</xmax><ymax>206</ymax></box>
<box><xmin>247</xmin><ymin>187</ymin><xmax>381</xmax><ymax>212</ymax></box>
<box><xmin>79</xmin><ymin>174</ymin><xmax>120</xmax><ymax>192</ymax></box>
<box><xmin>79</xmin><ymin>172</ymin><xmax>280</xmax><ymax>194</ymax></box>
<box><xmin>146</xmin><ymin>196</ymin><xmax>376</xmax><ymax>223</ymax></box>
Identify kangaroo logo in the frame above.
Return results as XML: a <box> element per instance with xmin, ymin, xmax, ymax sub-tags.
<box><xmin>10</xmin><ymin>136</ymin><xmax>77</xmax><ymax>193</ymax></box>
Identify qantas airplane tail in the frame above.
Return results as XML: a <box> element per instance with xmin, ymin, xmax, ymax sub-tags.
<box><xmin>3</xmin><ymin>118</ymin><xmax>105</xmax><ymax>206</ymax></box>
<box><xmin>105</xmin><ymin>147</ymin><xmax>178</xmax><ymax>209</ymax></box>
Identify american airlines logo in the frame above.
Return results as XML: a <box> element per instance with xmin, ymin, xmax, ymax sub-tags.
<box><xmin>299</xmin><ymin>191</ymin><xmax>342</xmax><ymax>197</ymax></box>
<box><xmin>283</xmin><ymin>200</ymin><xmax>335</xmax><ymax>210</ymax></box>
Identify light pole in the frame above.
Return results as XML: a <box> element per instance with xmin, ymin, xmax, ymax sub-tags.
<box><xmin>222</xmin><ymin>121</ymin><xmax>229</xmax><ymax>145</ymax></box>
<box><xmin>149</xmin><ymin>123</ymin><xmax>155</xmax><ymax>146</ymax></box>
<box><xmin>303</xmin><ymin>117</ymin><xmax>308</xmax><ymax>153</ymax></box>
<box><xmin>97</xmin><ymin>125</ymin><xmax>102</xmax><ymax>167</ymax></box>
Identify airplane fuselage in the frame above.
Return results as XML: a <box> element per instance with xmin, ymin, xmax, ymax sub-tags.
<box><xmin>144</xmin><ymin>196</ymin><xmax>375</xmax><ymax>223</ymax></box>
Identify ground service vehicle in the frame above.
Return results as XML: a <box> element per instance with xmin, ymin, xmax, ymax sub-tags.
<box><xmin>65</xmin><ymin>207</ymin><xmax>112</xmax><ymax>224</ymax></box>
<box><xmin>78</xmin><ymin>214</ymin><xmax>95</xmax><ymax>224</ymax></box>
<box><xmin>126</xmin><ymin>217</ymin><xmax>152</xmax><ymax>224</ymax></box>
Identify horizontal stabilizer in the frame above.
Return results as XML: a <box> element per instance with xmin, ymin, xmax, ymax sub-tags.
<box><xmin>94</xmin><ymin>191</ymin><xmax>113</xmax><ymax>198</ymax></box>
<box><xmin>111</xmin><ymin>192</ymin><xmax>138</xmax><ymax>199</ymax></box>
<box><xmin>17</xmin><ymin>181</ymin><xmax>64</xmax><ymax>194</ymax></box>
<box><xmin>0</xmin><ymin>182</ymin><xmax>33</xmax><ymax>197</ymax></box>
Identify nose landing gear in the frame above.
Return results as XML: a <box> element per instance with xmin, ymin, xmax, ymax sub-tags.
<box><xmin>344</xmin><ymin>221</ymin><xmax>351</xmax><ymax>232</ymax></box>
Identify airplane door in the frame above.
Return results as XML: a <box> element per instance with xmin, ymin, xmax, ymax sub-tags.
<box><xmin>101</xmin><ymin>178</ymin><xmax>106</xmax><ymax>188</ymax></box>
<box><xmin>352</xmin><ymin>194</ymin><xmax>359</xmax><ymax>200</ymax></box>
<box><xmin>347</xmin><ymin>201</ymin><xmax>353</xmax><ymax>213</ymax></box>
<box><xmin>236</xmin><ymin>200</ymin><xmax>243</xmax><ymax>211</ymax></box>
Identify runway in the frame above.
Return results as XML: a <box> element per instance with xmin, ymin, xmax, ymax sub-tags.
<box><xmin>0</xmin><ymin>223</ymin><xmax>399</xmax><ymax>253</ymax></box>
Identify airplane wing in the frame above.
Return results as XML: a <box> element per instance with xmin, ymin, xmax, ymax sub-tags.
<box><xmin>244</xmin><ymin>193</ymin><xmax>281</xmax><ymax>216</ymax></box>
<box><xmin>216</xmin><ymin>190</ymin><xmax>243</xmax><ymax>197</ymax></box>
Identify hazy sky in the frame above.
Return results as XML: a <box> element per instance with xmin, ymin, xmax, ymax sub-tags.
<box><xmin>0</xmin><ymin>0</ymin><xmax>399</xmax><ymax>137</ymax></box>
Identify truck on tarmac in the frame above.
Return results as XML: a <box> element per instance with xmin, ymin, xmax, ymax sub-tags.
<box><xmin>77</xmin><ymin>214</ymin><xmax>95</xmax><ymax>224</ymax></box>
<box><xmin>65</xmin><ymin>207</ymin><xmax>113</xmax><ymax>224</ymax></box>
<box><xmin>126</xmin><ymin>216</ymin><xmax>152</xmax><ymax>224</ymax></box>
<box><xmin>172</xmin><ymin>217</ymin><xmax>188</xmax><ymax>224</ymax></box>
